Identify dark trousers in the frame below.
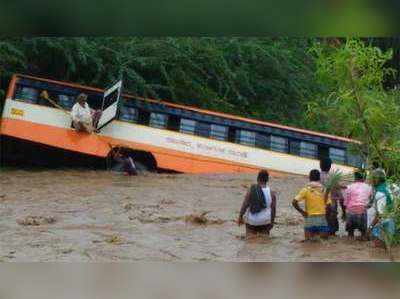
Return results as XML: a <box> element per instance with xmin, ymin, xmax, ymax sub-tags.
<box><xmin>245</xmin><ymin>223</ymin><xmax>273</xmax><ymax>236</ymax></box>
<box><xmin>326</xmin><ymin>204</ymin><xmax>339</xmax><ymax>234</ymax></box>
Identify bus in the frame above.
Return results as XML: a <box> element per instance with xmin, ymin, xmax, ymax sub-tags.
<box><xmin>0</xmin><ymin>74</ymin><xmax>362</xmax><ymax>175</ymax></box>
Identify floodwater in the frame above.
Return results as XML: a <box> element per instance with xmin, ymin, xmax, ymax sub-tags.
<box><xmin>0</xmin><ymin>168</ymin><xmax>398</xmax><ymax>261</ymax></box>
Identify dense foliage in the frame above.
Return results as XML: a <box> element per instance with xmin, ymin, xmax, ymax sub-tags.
<box><xmin>0</xmin><ymin>37</ymin><xmax>319</xmax><ymax>127</ymax></box>
<box><xmin>305</xmin><ymin>39</ymin><xmax>400</xmax><ymax>178</ymax></box>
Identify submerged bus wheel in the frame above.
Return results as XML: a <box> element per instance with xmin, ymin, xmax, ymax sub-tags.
<box><xmin>107</xmin><ymin>147</ymin><xmax>157</xmax><ymax>172</ymax></box>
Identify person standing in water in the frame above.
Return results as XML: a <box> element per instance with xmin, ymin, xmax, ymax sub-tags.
<box><xmin>112</xmin><ymin>149</ymin><xmax>138</xmax><ymax>176</ymax></box>
<box><xmin>367</xmin><ymin>169</ymin><xmax>396</xmax><ymax>248</ymax></box>
<box><xmin>343</xmin><ymin>170</ymin><xmax>372</xmax><ymax>240</ymax></box>
<box><xmin>320</xmin><ymin>157</ymin><xmax>345</xmax><ymax>236</ymax></box>
<box><xmin>293</xmin><ymin>169</ymin><xmax>332</xmax><ymax>241</ymax></box>
<box><xmin>238</xmin><ymin>170</ymin><xmax>277</xmax><ymax>238</ymax></box>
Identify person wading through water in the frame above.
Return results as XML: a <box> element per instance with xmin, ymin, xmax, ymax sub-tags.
<box><xmin>238</xmin><ymin>170</ymin><xmax>277</xmax><ymax>239</ymax></box>
<box><xmin>343</xmin><ymin>170</ymin><xmax>372</xmax><ymax>240</ymax></box>
<box><xmin>293</xmin><ymin>169</ymin><xmax>332</xmax><ymax>241</ymax></box>
<box><xmin>112</xmin><ymin>149</ymin><xmax>138</xmax><ymax>176</ymax></box>
<box><xmin>320</xmin><ymin>157</ymin><xmax>345</xmax><ymax>236</ymax></box>
<box><xmin>367</xmin><ymin>169</ymin><xmax>396</xmax><ymax>248</ymax></box>
<box><xmin>71</xmin><ymin>93</ymin><xmax>102</xmax><ymax>133</ymax></box>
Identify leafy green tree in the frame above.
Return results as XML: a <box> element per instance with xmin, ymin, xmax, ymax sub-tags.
<box><xmin>305</xmin><ymin>39</ymin><xmax>400</xmax><ymax>178</ymax></box>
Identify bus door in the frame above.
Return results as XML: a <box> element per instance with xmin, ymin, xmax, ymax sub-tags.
<box><xmin>97</xmin><ymin>80</ymin><xmax>123</xmax><ymax>130</ymax></box>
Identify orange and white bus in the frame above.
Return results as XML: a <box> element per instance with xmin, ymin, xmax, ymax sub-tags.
<box><xmin>0</xmin><ymin>74</ymin><xmax>362</xmax><ymax>175</ymax></box>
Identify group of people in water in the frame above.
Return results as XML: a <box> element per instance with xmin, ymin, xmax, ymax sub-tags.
<box><xmin>238</xmin><ymin>158</ymin><xmax>397</xmax><ymax>248</ymax></box>
<box><xmin>70</xmin><ymin>92</ymin><xmax>397</xmax><ymax>247</ymax></box>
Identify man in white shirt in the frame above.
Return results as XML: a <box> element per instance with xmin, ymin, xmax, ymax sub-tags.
<box><xmin>71</xmin><ymin>93</ymin><xmax>101</xmax><ymax>133</ymax></box>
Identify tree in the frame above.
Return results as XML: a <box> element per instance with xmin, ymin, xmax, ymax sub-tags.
<box><xmin>305</xmin><ymin>39</ymin><xmax>400</xmax><ymax>178</ymax></box>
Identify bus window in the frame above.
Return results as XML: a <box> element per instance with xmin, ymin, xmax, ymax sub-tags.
<box><xmin>271</xmin><ymin>135</ymin><xmax>288</xmax><ymax>153</ymax></box>
<box><xmin>289</xmin><ymin>140</ymin><xmax>301</xmax><ymax>156</ymax></box>
<box><xmin>36</xmin><ymin>90</ymin><xmax>52</xmax><ymax>107</ymax></box>
<box><xmin>18</xmin><ymin>86</ymin><xmax>38</xmax><ymax>104</ymax></box>
<box><xmin>210</xmin><ymin>124</ymin><xmax>227</xmax><ymax>141</ymax></box>
<box><xmin>227</xmin><ymin>127</ymin><xmax>236</xmax><ymax>143</ymax></box>
<box><xmin>58</xmin><ymin>94</ymin><xmax>74</xmax><ymax>110</ymax></box>
<box><xmin>236</xmin><ymin>130</ymin><xmax>256</xmax><ymax>146</ymax></box>
<box><xmin>256</xmin><ymin>133</ymin><xmax>270</xmax><ymax>149</ymax></box>
<box><xmin>138</xmin><ymin>110</ymin><xmax>150</xmax><ymax>126</ymax></box>
<box><xmin>150</xmin><ymin>113</ymin><xmax>168</xmax><ymax>129</ymax></box>
<box><xmin>196</xmin><ymin>122</ymin><xmax>211</xmax><ymax>138</ymax></box>
<box><xmin>300</xmin><ymin>141</ymin><xmax>318</xmax><ymax>159</ymax></box>
<box><xmin>167</xmin><ymin>115</ymin><xmax>180</xmax><ymax>131</ymax></box>
<box><xmin>119</xmin><ymin>106</ymin><xmax>138</xmax><ymax>123</ymax></box>
<box><xmin>347</xmin><ymin>152</ymin><xmax>363</xmax><ymax>168</ymax></box>
<box><xmin>180</xmin><ymin>118</ymin><xmax>196</xmax><ymax>134</ymax></box>
<box><xmin>329</xmin><ymin>147</ymin><xmax>346</xmax><ymax>164</ymax></box>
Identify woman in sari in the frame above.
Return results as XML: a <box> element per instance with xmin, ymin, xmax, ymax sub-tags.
<box><xmin>367</xmin><ymin>169</ymin><xmax>396</xmax><ymax>248</ymax></box>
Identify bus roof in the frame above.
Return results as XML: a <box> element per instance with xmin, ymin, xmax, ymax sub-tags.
<box><xmin>14</xmin><ymin>74</ymin><xmax>360</xmax><ymax>145</ymax></box>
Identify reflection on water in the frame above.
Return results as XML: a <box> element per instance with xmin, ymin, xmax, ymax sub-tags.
<box><xmin>0</xmin><ymin>167</ymin><xmax>398</xmax><ymax>261</ymax></box>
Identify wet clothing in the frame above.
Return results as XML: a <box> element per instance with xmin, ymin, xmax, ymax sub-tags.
<box><xmin>321</xmin><ymin>170</ymin><xmax>344</xmax><ymax>234</ymax></box>
<box><xmin>372</xmin><ymin>219</ymin><xmax>395</xmax><ymax>241</ymax></box>
<box><xmin>367</xmin><ymin>189</ymin><xmax>391</xmax><ymax>228</ymax></box>
<box><xmin>375</xmin><ymin>183</ymin><xmax>393</xmax><ymax>211</ymax></box>
<box><xmin>367</xmin><ymin>184</ymin><xmax>395</xmax><ymax>241</ymax></box>
<box><xmin>325</xmin><ymin>204</ymin><xmax>339</xmax><ymax>234</ymax></box>
<box><xmin>248</xmin><ymin>184</ymin><xmax>267</xmax><ymax>214</ymax></box>
<box><xmin>344</xmin><ymin>182</ymin><xmax>372</xmax><ymax>214</ymax></box>
<box><xmin>246</xmin><ymin>223</ymin><xmax>273</xmax><ymax>235</ymax></box>
<box><xmin>304</xmin><ymin>215</ymin><xmax>330</xmax><ymax>233</ymax></box>
<box><xmin>294</xmin><ymin>182</ymin><xmax>331</xmax><ymax>216</ymax></box>
<box><xmin>115</xmin><ymin>156</ymin><xmax>137</xmax><ymax>176</ymax></box>
<box><xmin>244</xmin><ymin>186</ymin><xmax>272</xmax><ymax>226</ymax></box>
<box><xmin>240</xmin><ymin>185</ymin><xmax>276</xmax><ymax>228</ymax></box>
<box><xmin>346</xmin><ymin>212</ymin><xmax>367</xmax><ymax>233</ymax></box>
<box><xmin>295</xmin><ymin>182</ymin><xmax>332</xmax><ymax>234</ymax></box>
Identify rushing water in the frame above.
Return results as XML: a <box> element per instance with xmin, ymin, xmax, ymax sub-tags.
<box><xmin>0</xmin><ymin>167</ymin><xmax>397</xmax><ymax>261</ymax></box>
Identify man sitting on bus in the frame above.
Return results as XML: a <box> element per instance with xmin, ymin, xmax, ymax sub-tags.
<box><xmin>71</xmin><ymin>93</ymin><xmax>102</xmax><ymax>133</ymax></box>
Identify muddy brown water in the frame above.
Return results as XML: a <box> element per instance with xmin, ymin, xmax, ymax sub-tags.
<box><xmin>0</xmin><ymin>168</ymin><xmax>398</xmax><ymax>261</ymax></box>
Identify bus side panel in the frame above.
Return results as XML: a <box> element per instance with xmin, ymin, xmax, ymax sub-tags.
<box><xmin>153</xmin><ymin>151</ymin><xmax>258</xmax><ymax>174</ymax></box>
<box><xmin>1</xmin><ymin>99</ymin><xmax>356</xmax><ymax>176</ymax></box>
<box><xmin>1</xmin><ymin>116</ymin><xmax>352</xmax><ymax>176</ymax></box>
<box><xmin>1</xmin><ymin>99</ymin><xmax>110</xmax><ymax>157</ymax></box>
<box><xmin>153</xmin><ymin>152</ymin><xmax>289</xmax><ymax>176</ymax></box>
<box><xmin>1</xmin><ymin>118</ymin><xmax>110</xmax><ymax>158</ymax></box>
<box><xmin>101</xmin><ymin>121</ymin><xmax>356</xmax><ymax>176</ymax></box>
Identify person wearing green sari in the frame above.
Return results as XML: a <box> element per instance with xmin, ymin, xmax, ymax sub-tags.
<box><xmin>367</xmin><ymin>169</ymin><xmax>396</xmax><ymax>248</ymax></box>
